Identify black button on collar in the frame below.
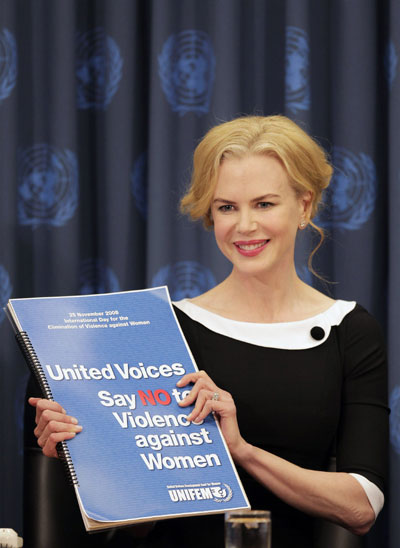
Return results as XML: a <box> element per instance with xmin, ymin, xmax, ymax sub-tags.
<box><xmin>310</xmin><ymin>326</ymin><xmax>325</xmax><ymax>340</ymax></box>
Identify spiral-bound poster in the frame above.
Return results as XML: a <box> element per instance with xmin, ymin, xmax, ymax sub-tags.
<box><xmin>6</xmin><ymin>287</ymin><xmax>249</xmax><ymax>531</ymax></box>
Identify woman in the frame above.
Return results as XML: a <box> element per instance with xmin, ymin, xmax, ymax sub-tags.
<box><xmin>29</xmin><ymin>115</ymin><xmax>388</xmax><ymax>547</ymax></box>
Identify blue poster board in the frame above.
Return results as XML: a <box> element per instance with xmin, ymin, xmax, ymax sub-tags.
<box><xmin>7</xmin><ymin>287</ymin><xmax>249</xmax><ymax>530</ymax></box>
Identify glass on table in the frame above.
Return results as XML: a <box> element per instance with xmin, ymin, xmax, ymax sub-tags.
<box><xmin>225</xmin><ymin>509</ymin><xmax>271</xmax><ymax>548</ymax></box>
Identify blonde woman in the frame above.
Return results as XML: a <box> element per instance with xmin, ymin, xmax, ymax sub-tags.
<box><xmin>30</xmin><ymin>116</ymin><xmax>388</xmax><ymax>547</ymax></box>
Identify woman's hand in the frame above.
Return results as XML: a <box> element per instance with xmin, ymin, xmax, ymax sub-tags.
<box><xmin>28</xmin><ymin>397</ymin><xmax>83</xmax><ymax>458</ymax></box>
<box><xmin>176</xmin><ymin>371</ymin><xmax>249</xmax><ymax>460</ymax></box>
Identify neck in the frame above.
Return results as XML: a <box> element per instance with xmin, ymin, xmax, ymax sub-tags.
<box><xmin>215</xmin><ymin>266</ymin><xmax>306</xmax><ymax>322</ymax></box>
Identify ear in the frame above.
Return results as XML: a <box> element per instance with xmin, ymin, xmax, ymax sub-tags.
<box><xmin>299</xmin><ymin>190</ymin><xmax>313</xmax><ymax>219</ymax></box>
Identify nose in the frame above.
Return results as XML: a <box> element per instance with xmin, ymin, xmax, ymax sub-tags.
<box><xmin>237</xmin><ymin>208</ymin><xmax>257</xmax><ymax>234</ymax></box>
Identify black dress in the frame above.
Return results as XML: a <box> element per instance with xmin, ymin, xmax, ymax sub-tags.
<box><xmin>24</xmin><ymin>300</ymin><xmax>388</xmax><ymax>548</ymax></box>
<box><xmin>144</xmin><ymin>300</ymin><xmax>389</xmax><ymax>548</ymax></box>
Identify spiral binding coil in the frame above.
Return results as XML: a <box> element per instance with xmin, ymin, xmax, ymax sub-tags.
<box><xmin>15</xmin><ymin>331</ymin><xmax>79</xmax><ymax>486</ymax></box>
<box><xmin>16</xmin><ymin>332</ymin><xmax>52</xmax><ymax>399</ymax></box>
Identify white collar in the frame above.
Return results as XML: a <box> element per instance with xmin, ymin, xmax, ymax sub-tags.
<box><xmin>173</xmin><ymin>299</ymin><xmax>356</xmax><ymax>350</ymax></box>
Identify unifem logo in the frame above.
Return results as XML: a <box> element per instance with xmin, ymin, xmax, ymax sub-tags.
<box><xmin>76</xmin><ymin>28</ymin><xmax>123</xmax><ymax>110</ymax></box>
<box><xmin>17</xmin><ymin>144</ymin><xmax>79</xmax><ymax>228</ymax></box>
<box><xmin>158</xmin><ymin>30</ymin><xmax>216</xmax><ymax>116</ymax></box>
<box><xmin>0</xmin><ymin>28</ymin><xmax>17</xmax><ymax>104</ymax></box>
<box><xmin>151</xmin><ymin>261</ymin><xmax>216</xmax><ymax>300</ymax></box>
<box><xmin>285</xmin><ymin>26</ymin><xmax>310</xmax><ymax>115</ymax></box>
<box><xmin>168</xmin><ymin>482</ymin><xmax>233</xmax><ymax>503</ymax></box>
<box><xmin>0</xmin><ymin>265</ymin><xmax>12</xmax><ymax>323</ymax></box>
<box><xmin>317</xmin><ymin>146</ymin><xmax>376</xmax><ymax>231</ymax></box>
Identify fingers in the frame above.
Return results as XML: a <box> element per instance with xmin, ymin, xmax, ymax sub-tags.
<box><xmin>34</xmin><ymin>408</ymin><xmax>81</xmax><ymax>439</ymax></box>
<box><xmin>28</xmin><ymin>397</ymin><xmax>42</xmax><ymax>407</ymax></box>
<box><xmin>33</xmin><ymin>399</ymin><xmax>77</xmax><ymax>434</ymax></box>
<box><xmin>187</xmin><ymin>392</ymin><xmax>233</xmax><ymax>423</ymax></box>
<box><xmin>28</xmin><ymin>397</ymin><xmax>82</xmax><ymax>459</ymax></box>
<box><xmin>30</xmin><ymin>398</ymin><xmax>67</xmax><ymax>429</ymax></box>
<box><xmin>177</xmin><ymin>372</ymin><xmax>234</xmax><ymax>423</ymax></box>
<box><xmin>37</xmin><ymin>419</ymin><xmax>82</xmax><ymax>458</ymax></box>
<box><xmin>29</xmin><ymin>397</ymin><xmax>66</xmax><ymax>414</ymax></box>
<box><xmin>177</xmin><ymin>370</ymin><xmax>214</xmax><ymax>390</ymax></box>
<box><xmin>41</xmin><ymin>430</ymin><xmax>78</xmax><ymax>458</ymax></box>
<box><xmin>177</xmin><ymin>371</ymin><xmax>217</xmax><ymax>408</ymax></box>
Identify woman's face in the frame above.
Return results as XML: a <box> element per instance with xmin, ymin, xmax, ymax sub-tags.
<box><xmin>210</xmin><ymin>154</ymin><xmax>311</xmax><ymax>278</ymax></box>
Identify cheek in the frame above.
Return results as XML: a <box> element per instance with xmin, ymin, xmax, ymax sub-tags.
<box><xmin>213</xmin><ymin>218</ymin><xmax>232</xmax><ymax>243</ymax></box>
<box><xmin>262</xmin><ymin>211</ymin><xmax>286</xmax><ymax>232</ymax></box>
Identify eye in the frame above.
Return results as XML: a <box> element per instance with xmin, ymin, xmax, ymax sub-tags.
<box><xmin>257</xmin><ymin>201</ymin><xmax>273</xmax><ymax>209</ymax></box>
<box><xmin>218</xmin><ymin>204</ymin><xmax>235</xmax><ymax>212</ymax></box>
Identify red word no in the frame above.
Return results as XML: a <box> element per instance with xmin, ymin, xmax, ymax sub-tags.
<box><xmin>138</xmin><ymin>389</ymin><xmax>171</xmax><ymax>406</ymax></box>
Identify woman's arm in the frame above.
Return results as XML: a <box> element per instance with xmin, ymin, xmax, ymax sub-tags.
<box><xmin>177</xmin><ymin>371</ymin><xmax>376</xmax><ymax>536</ymax></box>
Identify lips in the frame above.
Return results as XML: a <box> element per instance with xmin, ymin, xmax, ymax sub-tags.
<box><xmin>234</xmin><ymin>239</ymin><xmax>269</xmax><ymax>256</ymax></box>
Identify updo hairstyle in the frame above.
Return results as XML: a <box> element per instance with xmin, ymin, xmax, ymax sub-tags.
<box><xmin>180</xmin><ymin>115</ymin><xmax>333</xmax><ymax>272</ymax></box>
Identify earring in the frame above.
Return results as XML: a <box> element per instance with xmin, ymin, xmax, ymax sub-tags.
<box><xmin>299</xmin><ymin>220</ymin><xmax>306</xmax><ymax>229</ymax></box>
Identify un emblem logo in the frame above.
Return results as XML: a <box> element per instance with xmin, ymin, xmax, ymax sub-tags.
<box><xmin>18</xmin><ymin>144</ymin><xmax>78</xmax><ymax>228</ymax></box>
<box><xmin>0</xmin><ymin>265</ymin><xmax>12</xmax><ymax>323</ymax></box>
<box><xmin>385</xmin><ymin>40</ymin><xmax>397</xmax><ymax>88</ymax></box>
<box><xmin>211</xmin><ymin>483</ymin><xmax>233</xmax><ymax>503</ymax></box>
<box><xmin>317</xmin><ymin>146</ymin><xmax>376</xmax><ymax>231</ymax></box>
<box><xmin>285</xmin><ymin>26</ymin><xmax>310</xmax><ymax>114</ymax></box>
<box><xmin>390</xmin><ymin>386</ymin><xmax>400</xmax><ymax>455</ymax></box>
<box><xmin>76</xmin><ymin>28</ymin><xmax>123</xmax><ymax>110</ymax></box>
<box><xmin>131</xmin><ymin>152</ymin><xmax>148</xmax><ymax>219</ymax></box>
<box><xmin>152</xmin><ymin>261</ymin><xmax>216</xmax><ymax>300</ymax></box>
<box><xmin>0</xmin><ymin>28</ymin><xmax>17</xmax><ymax>104</ymax></box>
<box><xmin>80</xmin><ymin>258</ymin><xmax>120</xmax><ymax>294</ymax></box>
<box><xmin>158</xmin><ymin>30</ymin><xmax>216</xmax><ymax>116</ymax></box>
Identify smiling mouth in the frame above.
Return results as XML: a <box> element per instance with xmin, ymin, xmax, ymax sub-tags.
<box><xmin>235</xmin><ymin>240</ymin><xmax>269</xmax><ymax>251</ymax></box>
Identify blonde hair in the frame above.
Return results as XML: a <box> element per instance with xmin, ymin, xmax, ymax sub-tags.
<box><xmin>180</xmin><ymin>115</ymin><xmax>333</xmax><ymax>274</ymax></box>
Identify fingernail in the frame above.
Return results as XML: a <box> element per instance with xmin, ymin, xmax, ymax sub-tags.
<box><xmin>61</xmin><ymin>408</ymin><xmax>66</xmax><ymax>414</ymax></box>
<box><xmin>75</xmin><ymin>425</ymin><xmax>83</xmax><ymax>431</ymax></box>
<box><xmin>70</xmin><ymin>417</ymin><xmax>78</xmax><ymax>424</ymax></box>
<box><xmin>176</xmin><ymin>380</ymin><xmax>183</xmax><ymax>386</ymax></box>
<box><xmin>186</xmin><ymin>413</ymin><xmax>192</xmax><ymax>420</ymax></box>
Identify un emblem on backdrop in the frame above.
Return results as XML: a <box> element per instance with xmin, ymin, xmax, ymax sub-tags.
<box><xmin>385</xmin><ymin>40</ymin><xmax>398</xmax><ymax>88</ymax></box>
<box><xmin>285</xmin><ymin>26</ymin><xmax>310</xmax><ymax>114</ymax></box>
<box><xmin>0</xmin><ymin>265</ymin><xmax>12</xmax><ymax>323</ymax></box>
<box><xmin>0</xmin><ymin>28</ymin><xmax>17</xmax><ymax>103</ymax></box>
<box><xmin>152</xmin><ymin>261</ymin><xmax>216</xmax><ymax>300</ymax></box>
<box><xmin>390</xmin><ymin>386</ymin><xmax>400</xmax><ymax>455</ymax></box>
<box><xmin>317</xmin><ymin>146</ymin><xmax>376</xmax><ymax>231</ymax></box>
<box><xmin>131</xmin><ymin>152</ymin><xmax>148</xmax><ymax>219</ymax></box>
<box><xmin>18</xmin><ymin>144</ymin><xmax>79</xmax><ymax>228</ymax></box>
<box><xmin>76</xmin><ymin>28</ymin><xmax>123</xmax><ymax>110</ymax></box>
<box><xmin>80</xmin><ymin>258</ymin><xmax>120</xmax><ymax>295</ymax></box>
<box><xmin>158</xmin><ymin>30</ymin><xmax>216</xmax><ymax>116</ymax></box>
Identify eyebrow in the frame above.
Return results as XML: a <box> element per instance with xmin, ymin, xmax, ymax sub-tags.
<box><xmin>213</xmin><ymin>194</ymin><xmax>280</xmax><ymax>204</ymax></box>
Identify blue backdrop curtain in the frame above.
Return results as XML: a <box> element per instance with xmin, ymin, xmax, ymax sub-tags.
<box><xmin>0</xmin><ymin>0</ymin><xmax>398</xmax><ymax>546</ymax></box>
